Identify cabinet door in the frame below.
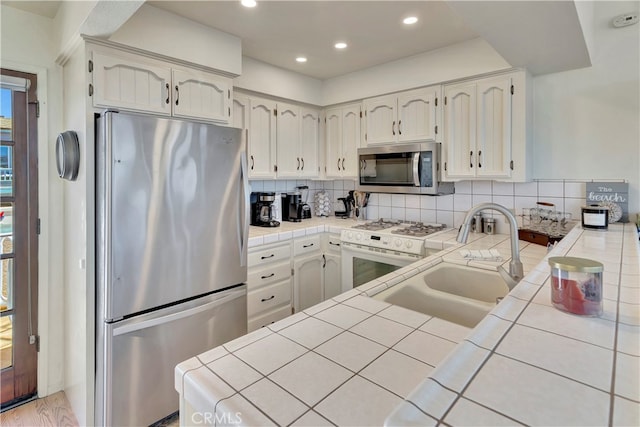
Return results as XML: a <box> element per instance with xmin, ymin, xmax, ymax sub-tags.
<box><xmin>324</xmin><ymin>108</ymin><xmax>342</xmax><ymax>178</ymax></box>
<box><xmin>364</xmin><ymin>95</ymin><xmax>396</xmax><ymax>145</ymax></box>
<box><xmin>323</xmin><ymin>253</ymin><xmax>342</xmax><ymax>301</ymax></box>
<box><xmin>476</xmin><ymin>76</ymin><xmax>512</xmax><ymax>178</ymax></box>
<box><xmin>276</xmin><ymin>103</ymin><xmax>301</xmax><ymax>178</ymax></box>
<box><xmin>341</xmin><ymin>104</ymin><xmax>361</xmax><ymax>178</ymax></box>
<box><xmin>444</xmin><ymin>82</ymin><xmax>476</xmax><ymax>179</ymax></box>
<box><xmin>233</xmin><ymin>94</ymin><xmax>250</xmax><ymax>134</ymax></box>
<box><xmin>300</xmin><ymin>108</ymin><xmax>320</xmax><ymax>178</ymax></box>
<box><xmin>172</xmin><ymin>69</ymin><xmax>231</xmax><ymax>124</ymax></box>
<box><xmin>397</xmin><ymin>87</ymin><xmax>439</xmax><ymax>143</ymax></box>
<box><xmin>92</xmin><ymin>51</ymin><xmax>172</xmax><ymax>115</ymax></box>
<box><xmin>293</xmin><ymin>254</ymin><xmax>323</xmax><ymax>312</ymax></box>
<box><xmin>249</xmin><ymin>98</ymin><xmax>277</xmax><ymax>178</ymax></box>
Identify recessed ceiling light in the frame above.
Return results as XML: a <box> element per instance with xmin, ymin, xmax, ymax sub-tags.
<box><xmin>296</xmin><ymin>57</ymin><xmax>307</xmax><ymax>63</ymax></box>
<box><xmin>403</xmin><ymin>16</ymin><xmax>418</xmax><ymax>25</ymax></box>
<box><xmin>241</xmin><ymin>0</ymin><xmax>257</xmax><ymax>8</ymax></box>
<box><xmin>335</xmin><ymin>42</ymin><xmax>348</xmax><ymax>49</ymax></box>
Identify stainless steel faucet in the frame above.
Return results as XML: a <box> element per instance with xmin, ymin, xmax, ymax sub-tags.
<box><xmin>457</xmin><ymin>203</ymin><xmax>524</xmax><ymax>289</ymax></box>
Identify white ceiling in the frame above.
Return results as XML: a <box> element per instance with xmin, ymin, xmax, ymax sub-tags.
<box><xmin>2</xmin><ymin>0</ymin><xmax>592</xmax><ymax>79</ymax></box>
<box><xmin>148</xmin><ymin>1</ymin><xmax>479</xmax><ymax>80</ymax></box>
<box><xmin>2</xmin><ymin>0</ymin><xmax>61</xmax><ymax>19</ymax></box>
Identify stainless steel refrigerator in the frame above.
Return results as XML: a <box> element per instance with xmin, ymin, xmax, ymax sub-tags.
<box><xmin>95</xmin><ymin>111</ymin><xmax>249</xmax><ymax>426</ymax></box>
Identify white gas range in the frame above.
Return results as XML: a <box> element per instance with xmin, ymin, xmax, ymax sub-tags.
<box><xmin>340</xmin><ymin>219</ymin><xmax>451</xmax><ymax>291</ymax></box>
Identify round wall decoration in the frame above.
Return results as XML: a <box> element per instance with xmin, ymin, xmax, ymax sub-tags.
<box><xmin>56</xmin><ymin>130</ymin><xmax>80</xmax><ymax>181</ymax></box>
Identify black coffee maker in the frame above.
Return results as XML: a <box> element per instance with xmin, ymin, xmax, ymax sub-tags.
<box><xmin>250</xmin><ymin>192</ymin><xmax>280</xmax><ymax>227</ymax></box>
<box><xmin>282</xmin><ymin>192</ymin><xmax>303</xmax><ymax>222</ymax></box>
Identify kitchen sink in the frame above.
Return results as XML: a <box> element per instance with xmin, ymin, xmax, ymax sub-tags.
<box><xmin>372</xmin><ymin>263</ymin><xmax>510</xmax><ymax>328</ymax></box>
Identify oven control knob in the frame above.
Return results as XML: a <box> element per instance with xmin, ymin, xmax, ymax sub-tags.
<box><xmin>346</xmin><ymin>231</ymin><xmax>353</xmax><ymax>240</ymax></box>
<box><xmin>394</xmin><ymin>239</ymin><xmax>402</xmax><ymax>247</ymax></box>
<box><xmin>405</xmin><ymin>240</ymin><xmax>413</xmax><ymax>249</ymax></box>
<box><xmin>355</xmin><ymin>233</ymin><xmax>362</xmax><ymax>241</ymax></box>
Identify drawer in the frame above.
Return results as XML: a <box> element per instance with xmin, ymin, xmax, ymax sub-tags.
<box><xmin>323</xmin><ymin>234</ymin><xmax>342</xmax><ymax>254</ymax></box>
<box><xmin>247</xmin><ymin>280</ymin><xmax>291</xmax><ymax>317</ymax></box>
<box><xmin>248</xmin><ymin>242</ymin><xmax>291</xmax><ymax>267</ymax></box>
<box><xmin>293</xmin><ymin>235</ymin><xmax>321</xmax><ymax>256</ymax></box>
<box><xmin>247</xmin><ymin>306</ymin><xmax>292</xmax><ymax>332</ymax></box>
<box><xmin>248</xmin><ymin>261</ymin><xmax>291</xmax><ymax>289</ymax></box>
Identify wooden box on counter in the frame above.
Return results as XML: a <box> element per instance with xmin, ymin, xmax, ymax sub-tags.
<box><xmin>518</xmin><ymin>229</ymin><xmax>565</xmax><ymax>246</ymax></box>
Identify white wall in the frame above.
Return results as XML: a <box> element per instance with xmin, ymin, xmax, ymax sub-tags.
<box><xmin>533</xmin><ymin>0</ymin><xmax>640</xmax><ymax>216</ymax></box>
<box><xmin>235</xmin><ymin>56</ymin><xmax>323</xmax><ymax>106</ymax></box>
<box><xmin>109</xmin><ymin>4</ymin><xmax>242</xmax><ymax>76</ymax></box>
<box><xmin>0</xmin><ymin>4</ymin><xmax>65</xmax><ymax>398</ymax></box>
<box><xmin>60</xmin><ymin>44</ymin><xmax>94</xmax><ymax>425</ymax></box>
<box><xmin>321</xmin><ymin>38</ymin><xmax>511</xmax><ymax>105</ymax></box>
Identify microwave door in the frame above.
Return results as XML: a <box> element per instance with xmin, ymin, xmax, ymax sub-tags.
<box><xmin>412</xmin><ymin>152</ymin><xmax>420</xmax><ymax>187</ymax></box>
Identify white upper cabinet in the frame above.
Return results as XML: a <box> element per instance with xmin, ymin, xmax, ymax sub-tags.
<box><xmin>248</xmin><ymin>98</ymin><xmax>277</xmax><ymax>179</ymax></box>
<box><xmin>90</xmin><ymin>47</ymin><xmax>233</xmax><ymax>125</ymax></box>
<box><xmin>397</xmin><ymin>87</ymin><xmax>440</xmax><ymax>143</ymax></box>
<box><xmin>276</xmin><ymin>102</ymin><xmax>301</xmax><ymax>178</ymax></box>
<box><xmin>238</xmin><ymin>94</ymin><xmax>319</xmax><ymax>180</ymax></box>
<box><xmin>324</xmin><ymin>103</ymin><xmax>361</xmax><ymax>178</ymax></box>
<box><xmin>172</xmin><ymin>69</ymin><xmax>231</xmax><ymax>123</ymax></box>
<box><xmin>363</xmin><ymin>86</ymin><xmax>440</xmax><ymax>145</ymax></box>
<box><xmin>363</xmin><ymin>95</ymin><xmax>396</xmax><ymax>145</ymax></box>
<box><xmin>276</xmin><ymin>104</ymin><xmax>320</xmax><ymax>178</ymax></box>
<box><xmin>443</xmin><ymin>70</ymin><xmax>530</xmax><ymax>182</ymax></box>
<box><xmin>443</xmin><ymin>81</ymin><xmax>476</xmax><ymax>179</ymax></box>
<box><xmin>92</xmin><ymin>50</ymin><xmax>172</xmax><ymax>115</ymax></box>
<box><xmin>299</xmin><ymin>108</ymin><xmax>320</xmax><ymax>178</ymax></box>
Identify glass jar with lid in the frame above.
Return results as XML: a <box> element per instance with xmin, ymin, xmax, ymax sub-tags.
<box><xmin>548</xmin><ymin>257</ymin><xmax>603</xmax><ymax>316</ymax></box>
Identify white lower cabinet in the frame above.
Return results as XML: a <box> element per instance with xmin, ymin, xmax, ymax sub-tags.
<box><xmin>247</xmin><ymin>242</ymin><xmax>292</xmax><ymax>332</ymax></box>
<box><xmin>293</xmin><ymin>235</ymin><xmax>323</xmax><ymax>312</ymax></box>
<box><xmin>322</xmin><ymin>234</ymin><xmax>342</xmax><ymax>300</ymax></box>
<box><xmin>247</xmin><ymin>233</ymin><xmax>342</xmax><ymax>328</ymax></box>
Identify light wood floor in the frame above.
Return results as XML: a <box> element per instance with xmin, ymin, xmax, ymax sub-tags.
<box><xmin>0</xmin><ymin>392</ymin><xmax>78</xmax><ymax>427</ymax></box>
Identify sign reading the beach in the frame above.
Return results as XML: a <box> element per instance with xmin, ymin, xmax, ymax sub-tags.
<box><xmin>586</xmin><ymin>182</ymin><xmax>628</xmax><ymax>223</ymax></box>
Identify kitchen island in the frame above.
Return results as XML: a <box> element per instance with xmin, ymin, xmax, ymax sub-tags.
<box><xmin>176</xmin><ymin>222</ymin><xmax>639</xmax><ymax>426</ymax></box>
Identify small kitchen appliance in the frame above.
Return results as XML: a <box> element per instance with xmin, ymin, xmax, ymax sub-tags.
<box><xmin>282</xmin><ymin>192</ymin><xmax>303</xmax><ymax>222</ymax></box>
<box><xmin>251</xmin><ymin>192</ymin><xmax>280</xmax><ymax>227</ymax></box>
<box><xmin>357</xmin><ymin>142</ymin><xmax>454</xmax><ymax>195</ymax></box>
<box><xmin>296</xmin><ymin>185</ymin><xmax>312</xmax><ymax>219</ymax></box>
<box><xmin>335</xmin><ymin>197</ymin><xmax>352</xmax><ymax>218</ymax></box>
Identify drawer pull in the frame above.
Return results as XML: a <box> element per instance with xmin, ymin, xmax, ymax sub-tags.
<box><xmin>329</xmin><ymin>241</ymin><xmax>340</xmax><ymax>246</ymax></box>
<box><xmin>260</xmin><ymin>254</ymin><xmax>275</xmax><ymax>260</ymax></box>
<box><xmin>261</xmin><ymin>295</ymin><xmax>275</xmax><ymax>302</ymax></box>
<box><xmin>260</xmin><ymin>273</ymin><xmax>275</xmax><ymax>280</ymax></box>
<box><xmin>302</xmin><ymin>243</ymin><xmax>315</xmax><ymax>248</ymax></box>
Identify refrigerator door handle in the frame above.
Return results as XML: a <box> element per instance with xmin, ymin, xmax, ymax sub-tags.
<box><xmin>239</xmin><ymin>151</ymin><xmax>250</xmax><ymax>267</ymax></box>
<box><xmin>113</xmin><ymin>289</ymin><xmax>245</xmax><ymax>336</ymax></box>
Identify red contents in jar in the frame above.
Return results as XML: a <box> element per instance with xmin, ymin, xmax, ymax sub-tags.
<box><xmin>551</xmin><ymin>276</ymin><xmax>602</xmax><ymax>316</ymax></box>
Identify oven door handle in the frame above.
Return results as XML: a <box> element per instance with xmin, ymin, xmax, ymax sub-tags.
<box><xmin>342</xmin><ymin>242</ymin><xmax>418</xmax><ymax>262</ymax></box>
<box><xmin>412</xmin><ymin>152</ymin><xmax>421</xmax><ymax>187</ymax></box>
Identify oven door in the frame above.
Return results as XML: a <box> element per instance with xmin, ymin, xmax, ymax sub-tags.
<box><xmin>341</xmin><ymin>242</ymin><xmax>421</xmax><ymax>292</ymax></box>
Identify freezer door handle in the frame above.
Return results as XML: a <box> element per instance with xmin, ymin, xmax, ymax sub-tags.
<box><xmin>239</xmin><ymin>151</ymin><xmax>250</xmax><ymax>266</ymax></box>
<box><xmin>112</xmin><ymin>288</ymin><xmax>245</xmax><ymax>336</ymax></box>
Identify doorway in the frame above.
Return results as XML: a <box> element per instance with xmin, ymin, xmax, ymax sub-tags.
<box><xmin>0</xmin><ymin>69</ymin><xmax>39</xmax><ymax>409</ymax></box>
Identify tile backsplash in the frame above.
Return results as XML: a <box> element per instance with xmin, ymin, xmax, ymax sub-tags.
<box><xmin>249</xmin><ymin>179</ymin><xmax>619</xmax><ymax>235</ymax></box>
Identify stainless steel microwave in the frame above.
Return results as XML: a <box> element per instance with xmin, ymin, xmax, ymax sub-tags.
<box><xmin>357</xmin><ymin>143</ymin><xmax>454</xmax><ymax>195</ymax></box>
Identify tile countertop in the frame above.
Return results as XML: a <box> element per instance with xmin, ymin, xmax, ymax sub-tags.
<box><xmin>247</xmin><ymin>217</ymin><xmax>359</xmax><ymax>247</ymax></box>
<box><xmin>176</xmin><ymin>222</ymin><xmax>639</xmax><ymax>426</ymax></box>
